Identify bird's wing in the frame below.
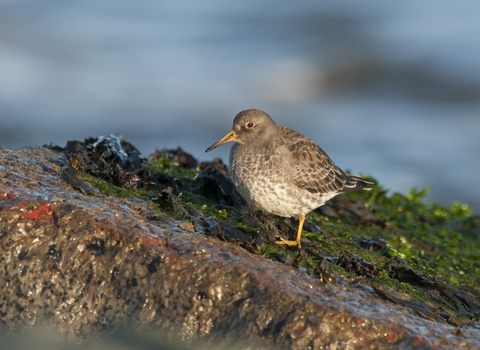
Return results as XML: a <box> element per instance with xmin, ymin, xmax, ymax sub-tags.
<box><xmin>285</xmin><ymin>133</ymin><xmax>373</xmax><ymax>194</ymax></box>
<box><xmin>286</xmin><ymin>138</ymin><xmax>348</xmax><ymax>194</ymax></box>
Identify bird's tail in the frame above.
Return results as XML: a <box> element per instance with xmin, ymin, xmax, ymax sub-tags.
<box><xmin>343</xmin><ymin>173</ymin><xmax>374</xmax><ymax>191</ymax></box>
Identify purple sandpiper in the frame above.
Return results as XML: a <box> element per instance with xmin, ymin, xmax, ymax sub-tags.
<box><xmin>206</xmin><ymin>109</ymin><xmax>373</xmax><ymax>248</ymax></box>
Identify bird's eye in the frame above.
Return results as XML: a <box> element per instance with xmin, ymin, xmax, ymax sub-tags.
<box><xmin>247</xmin><ymin>122</ymin><xmax>254</xmax><ymax>128</ymax></box>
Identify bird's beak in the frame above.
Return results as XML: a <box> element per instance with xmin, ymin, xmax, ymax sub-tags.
<box><xmin>205</xmin><ymin>130</ymin><xmax>238</xmax><ymax>152</ymax></box>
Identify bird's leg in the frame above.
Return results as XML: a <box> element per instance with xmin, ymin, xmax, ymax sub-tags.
<box><xmin>295</xmin><ymin>213</ymin><xmax>306</xmax><ymax>247</ymax></box>
<box><xmin>275</xmin><ymin>214</ymin><xmax>306</xmax><ymax>249</ymax></box>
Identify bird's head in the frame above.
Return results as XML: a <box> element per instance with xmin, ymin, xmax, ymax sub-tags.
<box><xmin>206</xmin><ymin>109</ymin><xmax>277</xmax><ymax>152</ymax></box>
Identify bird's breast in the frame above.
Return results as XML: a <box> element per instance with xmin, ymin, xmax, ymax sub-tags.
<box><xmin>228</xmin><ymin>144</ymin><xmax>327</xmax><ymax>216</ymax></box>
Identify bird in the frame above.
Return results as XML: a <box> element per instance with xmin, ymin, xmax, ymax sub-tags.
<box><xmin>205</xmin><ymin>109</ymin><xmax>373</xmax><ymax>249</ymax></box>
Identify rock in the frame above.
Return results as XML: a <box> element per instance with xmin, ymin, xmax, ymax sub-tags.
<box><xmin>147</xmin><ymin>147</ymin><xmax>198</xmax><ymax>169</ymax></box>
<box><xmin>336</xmin><ymin>254</ymin><xmax>381</xmax><ymax>278</ymax></box>
<box><xmin>318</xmin><ymin>198</ymin><xmax>384</xmax><ymax>224</ymax></box>
<box><xmin>355</xmin><ymin>237</ymin><xmax>388</xmax><ymax>252</ymax></box>
<box><xmin>194</xmin><ymin>164</ymin><xmax>249</xmax><ymax>211</ymax></box>
<box><xmin>385</xmin><ymin>257</ymin><xmax>480</xmax><ymax>318</ymax></box>
<box><xmin>1</xmin><ymin>146</ymin><xmax>480</xmax><ymax>349</ymax></box>
<box><xmin>54</xmin><ymin>134</ymin><xmax>144</xmax><ymax>175</ymax></box>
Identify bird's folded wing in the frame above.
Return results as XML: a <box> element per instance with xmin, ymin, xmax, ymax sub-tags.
<box><xmin>287</xmin><ymin>140</ymin><xmax>350</xmax><ymax>194</ymax></box>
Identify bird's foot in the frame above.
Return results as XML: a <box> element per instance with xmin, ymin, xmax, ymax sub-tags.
<box><xmin>275</xmin><ymin>236</ymin><xmax>301</xmax><ymax>249</ymax></box>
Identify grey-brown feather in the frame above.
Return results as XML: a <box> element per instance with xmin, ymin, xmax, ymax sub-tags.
<box><xmin>281</xmin><ymin>127</ymin><xmax>371</xmax><ymax>195</ymax></box>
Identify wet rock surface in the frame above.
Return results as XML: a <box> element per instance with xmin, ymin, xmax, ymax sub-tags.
<box><xmin>1</xmin><ymin>146</ymin><xmax>480</xmax><ymax>349</ymax></box>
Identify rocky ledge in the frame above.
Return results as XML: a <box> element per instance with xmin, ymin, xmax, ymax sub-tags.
<box><xmin>0</xmin><ymin>142</ymin><xmax>479</xmax><ymax>350</ymax></box>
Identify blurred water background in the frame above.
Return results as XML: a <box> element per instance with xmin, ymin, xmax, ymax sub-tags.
<box><xmin>0</xmin><ymin>0</ymin><xmax>479</xmax><ymax>211</ymax></box>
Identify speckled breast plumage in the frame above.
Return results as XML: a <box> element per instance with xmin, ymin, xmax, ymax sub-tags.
<box><xmin>229</xmin><ymin>141</ymin><xmax>334</xmax><ymax>217</ymax></box>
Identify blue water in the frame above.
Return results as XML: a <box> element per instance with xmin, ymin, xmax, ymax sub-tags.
<box><xmin>1</xmin><ymin>0</ymin><xmax>479</xmax><ymax>211</ymax></box>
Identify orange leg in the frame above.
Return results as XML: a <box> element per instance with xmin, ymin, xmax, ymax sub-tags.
<box><xmin>275</xmin><ymin>213</ymin><xmax>306</xmax><ymax>249</ymax></box>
